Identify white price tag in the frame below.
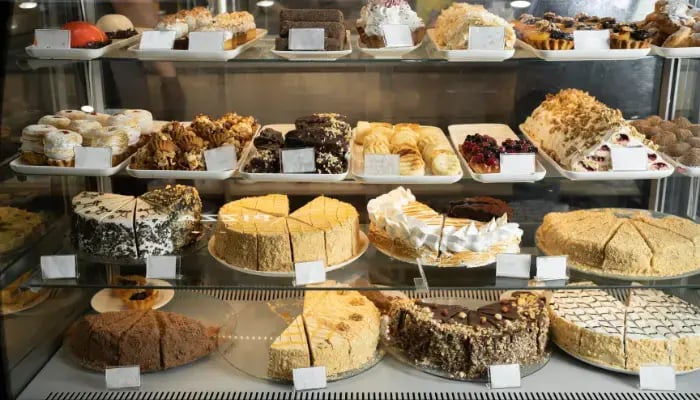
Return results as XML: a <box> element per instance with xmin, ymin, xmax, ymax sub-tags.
<box><xmin>496</xmin><ymin>254</ymin><xmax>531</xmax><ymax>279</ymax></box>
<box><xmin>282</xmin><ymin>148</ymin><xmax>316</xmax><ymax>173</ymax></box>
<box><xmin>41</xmin><ymin>255</ymin><xmax>77</xmax><ymax>280</ymax></box>
<box><xmin>489</xmin><ymin>364</ymin><xmax>521</xmax><ymax>389</ymax></box>
<box><xmin>35</xmin><ymin>29</ymin><xmax>71</xmax><ymax>49</ymax></box>
<box><xmin>468</xmin><ymin>26</ymin><xmax>506</xmax><ymax>50</ymax></box>
<box><xmin>639</xmin><ymin>365</ymin><xmax>676</xmax><ymax>391</ymax></box>
<box><xmin>75</xmin><ymin>147</ymin><xmax>112</xmax><ymax>169</ymax></box>
<box><xmin>204</xmin><ymin>145</ymin><xmax>237</xmax><ymax>171</ymax></box>
<box><xmin>499</xmin><ymin>153</ymin><xmax>536</xmax><ymax>175</ymax></box>
<box><xmin>140</xmin><ymin>30</ymin><xmax>176</xmax><ymax>50</ymax></box>
<box><xmin>105</xmin><ymin>366</ymin><xmax>141</xmax><ymax>390</ymax></box>
<box><xmin>573</xmin><ymin>30</ymin><xmax>610</xmax><ymax>50</ymax></box>
<box><xmin>535</xmin><ymin>256</ymin><xmax>568</xmax><ymax>281</ymax></box>
<box><xmin>364</xmin><ymin>154</ymin><xmax>400</xmax><ymax>176</ymax></box>
<box><xmin>289</xmin><ymin>28</ymin><xmax>325</xmax><ymax>51</ymax></box>
<box><xmin>611</xmin><ymin>147</ymin><xmax>647</xmax><ymax>171</ymax></box>
<box><xmin>381</xmin><ymin>24</ymin><xmax>414</xmax><ymax>47</ymax></box>
<box><xmin>146</xmin><ymin>256</ymin><xmax>178</xmax><ymax>279</ymax></box>
<box><xmin>294</xmin><ymin>260</ymin><xmax>326</xmax><ymax>286</ymax></box>
<box><xmin>292</xmin><ymin>366</ymin><xmax>327</xmax><ymax>391</ymax></box>
<box><xmin>188</xmin><ymin>31</ymin><xmax>225</xmax><ymax>51</ymax></box>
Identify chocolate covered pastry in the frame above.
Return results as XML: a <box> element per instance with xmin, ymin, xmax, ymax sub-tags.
<box><xmin>275</xmin><ymin>37</ymin><xmax>344</xmax><ymax>51</ymax></box>
<box><xmin>254</xmin><ymin>128</ymin><xmax>284</xmax><ymax>149</ymax></box>
<box><xmin>316</xmin><ymin>152</ymin><xmax>347</xmax><ymax>174</ymax></box>
<box><xmin>245</xmin><ymin>148</ymin><xmax>280</xmax><ymax>173</ymax></box>
<box><xmin>280</xmin><ymin>21</ymin><xmax>345</xmax><ymax>39</ymax></box>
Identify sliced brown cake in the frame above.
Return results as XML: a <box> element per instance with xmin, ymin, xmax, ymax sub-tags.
<box><xmin>602</xmin><ymin>221</ymin><xmax>653</xmax><ymax>275</ymax></box>
<box><xmin>156</xmin><ymin>311</ymin><xmax>218</xmax><ymax>370</ymax></box>
<box><xmin>86</xmin><ymin>310</ymin><xmax>147</xmax><ymax>368</ymax></box>
<box><xmin>119</xmin><ymin>311</ymin><xmax>161</xmax><ymax>371</ymax></box>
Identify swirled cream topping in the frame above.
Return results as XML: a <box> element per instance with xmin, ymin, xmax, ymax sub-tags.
<box><xmin>359</xmin><ymin>0</ymin><xmax>424</xmax><ymax>37</ymax></box>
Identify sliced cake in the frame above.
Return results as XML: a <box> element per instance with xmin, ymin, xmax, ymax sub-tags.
<box><xmin>256</xmin><ymin>217</ymin><xmax>293</xmax><ymax>271</ymax></box>
<box><xmin>268</xmin><ymin>315</ymin><xmax>310</xmax><ymax>379</ymax></box>
<box><xmin>602</xmin><ymin>221</ymin><xmax>653</xmax><ymax>275</ymax></box>
<box><xmin>631</xmin><ymin>220</ymin><xmax>695</xmax><ymax>275</ymax></box>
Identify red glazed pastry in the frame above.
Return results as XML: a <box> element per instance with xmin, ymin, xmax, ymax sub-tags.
<box><xmin>61</xmin><ymin>21</ymin><xmax>110</xmax><ymax>49</ymax></box>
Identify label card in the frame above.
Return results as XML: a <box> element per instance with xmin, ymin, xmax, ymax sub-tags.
<box><xmin>573</xmin><ymin>30</ymin><xmax>610</xmax><ymax>50</ymax></box>
<box><xmin>364</xmin><ymin>154</ymin><xmax>400</xmax><ymax>176</ymax></box>
<box><xmin>282</xmin><ymin>148</ymin><xmax>316</xmax><ymax>173</ymax></box>
<box><xmin>35</xmin><ymin>29</ymin><xmax>71</xmax><ymax>49</ymax></box>
<box><xmin>292</xmin><ymin>366</ymin><xmax>327</xmax><ymax>391</ymax></box>
<box><xmin>41</xmin><ymin>255</ymin><xmax>77</xmax><ymax>280</ymax></box>
<box><xmin>204</xmin><ymin>145</ymin><xmax>237</xmax><ymax>171</ymax></box>
<box><xmin>140</xmin><ymin>30</ymin><xmax>176</xmax><ymax>50</ymax></box>
<box><xmin>146</xmin><ymin>256</ymin><xmax>179</xmax><ymax>279</ymax></box>
<box><xmin>105</xmin><ymin>366</ymin><xmax>141</xmax><ymax>390</ymax></box>
<box><xmin>414</xmin><ymin>258</ymin><xmax>429</xmax><ymax>294</ymax></box>
<box><xmin>381</xmin><ymin>24</ymin><xmax>414</xmax><ymax>48</ymax></box>
<box><xmin>611</xmin><ymin>146</ymin><xmax>648</xmax><ymax>171</ymax></box>
<box><xmin>188</xmin><ymin>31</ymin><xmax>225</xmax><ymax>51</ymax></box>
<box><xmin>639</xmin><ymin>365</ymin><xmax>676</xmax><ymax>391</ymax></box>
<box><xmin>496</xmin><ymin>254</ymin><xmax>531</xmax><ymax>279</ymax></box>
<box><xmin>289</xmin><ymin>28</ymin><xmax>325</xmax><ymax>51</ymax></box>
<box><xmin>75</xmin><ymin>147</ymin><xmax>112</xmax><ymax>169</ymax></box>
<box><xmin>489</xmin><ymin>364</ymin><xmax>521</xmax><ymax>389</ymax></box>
<box><xmin>294</xmin><ymin>260</ymin><xmax>326</xmax><ymax>286</ymax></box>
<box><xmin>535</xmin><ymin>256</ymin><xmax>568</xmax><ymax>281</ymax></box>
<box><xmin>500</xmin><ymin>153</ymin><xmax>536</xmax><ymax>175</ymax></box>
<box><xmin>468</xmin><ymin>26</ymin><xmax>505</xmax><ymax>50</ymax></box>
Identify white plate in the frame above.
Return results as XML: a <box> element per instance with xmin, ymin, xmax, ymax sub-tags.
<box><xmin>271</xmin><ymin>31</ymin><xmax>352</xmax><ymax>61</ymax></box>
<box><xmin>126</xmin><ymin>166</ymin><xmax>237</xmax><ymax>180</ymax></box>
<box><xmin>238</xmin><ymin>124</ymin><xmax>349</xmax><ymax>182</ymax></box>
<box><xmin>517</xmin><ymin>39</ymin><xmax>651</xmax><ymax>61</ymax></box>
<box><xmin>90</xmin><ymin>279</ymin><xmax>174</xmax><ymax>313</ymax></box>
<box><xmin>25</xmin><ymin>34</ymin><xmax>141</xmax><ymax>60</ymax></box>
<box><xmin>652</xmin><ymin>45</ymin><xmax>700</xmax><ymax>59</ymax></box>
<box><xmin>357</xmin><ymin>38</ymin><xmax>421</xmax><ymax>59</ymax></box>
<box><xmin>519</xmin><ymin>125</ymin><xmax>674</xmax><ymax>181</ymax></box>
<box><xmin>448</xmin><ymin>123</ymin><xmax>546</xmax><ymax>183</ymax></box>
<box><xmin>427</xmin><ymin>29</ymin><xmax>515</xmax><ymax>62</ymax></box>
<box><xmin>671</xmin><ymin>160</ymin><xmax>700</xmax><ymax>177</ymax></box>
<box><xmin>129</xmin><ymin>29</ymin><xmax>267</xmax><ymax>61</ymax></box>
<box><xmin>207</xmin><ymin>231</ymin><xmax>369</xmax><ymax>278</ymax></box>
<box><xmin>10</xmin><ymin>155</ymin><xmax>131</xmax><ymax>177</ymax></box>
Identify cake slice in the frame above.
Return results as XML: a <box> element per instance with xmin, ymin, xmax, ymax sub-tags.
<box><xmin>602</xmin><ymin>221</ymin><xmax>653</xmax><ymax>275</ymax></box>
<box><xmin>286</xmin><ymin>217</ymin><xmax>326</xmax><ymax>264</ymax></box>
<box><xmin>624</xmin><ymin>306</ymin><xmax>671</xmax><ymax>370</ymax></box>
<box><xmin>134</xmin><ymin>198</ymin><xmax>176</xmax><ymax>256</ymax></box>
<box><xmin>138</xmin><ymin>185</ymin><xmax>202</xmax><ymax>250</ymax></box>
<box><xmin>631</xmin><ymin>220</ymin><xmax>696</xmax><ymax>275</ymax></box>
<box><xmin>156</xmin><ymin>311</ymin><xmax>218</xmax><ymax>370</ymax></box>
<box><xmin>635</xmin><ymin>214</ymin><xmax>700</xmax><ymax>265</ymax></box>
<box><xmin>256</xmin><ymin>217</ymin><xmax>293</xmax><ymax>272</ymax></box>
<box><xmin>302</xmin><ymin>313</ymin><xmax>352</xmax><ymax>375</ymax></box>
<box><xmin>119</xmin><ymin>311</ymin><xmax>161</xmax><ymax>371</ymax></box>
<box><xmin>536</xmin><ymin>210</ymin><xmax>611</xmax><ymax>256</ymax></box>
<box><xmin>95</xmin><ymin>199</ymin><xmax>138</xmax><ymax>259</ymax></box>
<box><xmin>72</xmin><ymin>192</ymin><xmax>135</xmax><ymax>256</ymax></box>
<box><xmin>68</xmin><ymin>310</ymin><xmax>138</xmax><ymax>362</ymax></box>
<box><xmin>393</xmin><ymin>201</ymin><xmax>443</xmax><ymax>264</ymax></box>
<box><xmin>564</xmin><ymin>213</ymin><xmax>623</xmax><ymax>269</ymax></box>
<box><xmin>87</xmin><ymin>310</ymin><xmax>147</xmax><ymax>368</ymax></box>
<box><xmin>268</xmin><ymin>315</ymin><xmax>310</xmax><ymax>379</ymax></box>
<box><xmin>299</xmin><ymin>210</ymin><xmax>353</xmax><ymax>266</ymax></box>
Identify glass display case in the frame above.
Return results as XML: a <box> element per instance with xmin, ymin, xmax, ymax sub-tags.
<box><xmin>2</xmin><ymin>0</ymin><xmax>700</xmax><ymax>399</ymax></box>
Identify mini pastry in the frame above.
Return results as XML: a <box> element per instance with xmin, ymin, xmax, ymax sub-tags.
<box><xmin>112</xmin><ymin>275</ymin><xmax>147</xmax><ymax>299</ymax></box>
<box><xmin>460</xmin><ymin>134</ymin><xmax>537</xmax><ymax>174</ymax></box>
<box><xmin>431</xmin><ymin>153</ymin><xmax>461</xmax><ymax>176</ymax></box>
<box><xmin>96</xmin><ymin>14</ymin><xmax>138</xmax><ymax>39</ymax></box>
<box><xmin>60</xmin><ymin>21</ymin><xmax>110</xmax><ymax>48</ymax></box>
<box><xmin>107</xmin><ymin>113</ymin><xmax>140</xmax><ymax>131</ymax></box>
<box><xmin>44</xmin><ymin>130</ymin><xmax>82</xmax><ymax>167</ymax></box>
<box><xmin>355</xmin><ymin>121</ymin><xmax>391</xmax><ymax>145</ymax></box>
<box><xmin>357</xmin><ymin>0</ymin><xmax>425</xmax><ymax>48</ymax></box>
<box><xmin>90</xmin><ymin>130</ymin><xmax>129</xmax><ymax>165</ymax></box>
<box><xmin>364</xmin><ymin>140</ymin><xmax>391</xmax><ymax>155</ymax></box>
<box><xmin>56</xmin><ymin>109</ymin><xmax>87</xmax><ymax>121</ymax></box>
<box><xmin>122</xmin><ymin>288</ymin><xmax>159</xmax><ymax>310</ymax></box>
<box><xmin>68</xmin><ymin>119</ymin><xmax>102</xmax><ymax>138</ymax></box>
<box><xmin>122</xmin><ymin>109</ymin><xmax>154</xmax><ymax>134</ymax></box>
<box><xmin>21</xmin><ymin>124</ymin><xmax>56</xmax><ymax>165</ymax></box>
<box><xmin>244</xmin><ymin>148</ymin><xmax>280</xmax><ymax>173</ymax></box>
<box><xmin>38</xmin><ymin>114</ymin><xmax>71</xmax><ymax>129</ymax></box>
<box><xmin>610</xmin><ymin>24</ymin><xmax>653</xmax><ymax>49</ymax></box>
<box><xmin>201</xmin><ymin>11</ymin><xmax>257</xmax><ymax>49</ymax></box>
<box><xmin>399</xmin><ymin>152</ymin><xmax>425</xmax><ymax>176</ymax></box>
<box><xmin>434</xmin><ymin>3</ymin><xmax>516</xmax><ymax>50</ymax></box>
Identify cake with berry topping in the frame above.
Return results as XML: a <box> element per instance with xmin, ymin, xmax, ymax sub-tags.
<box><xmin>460</xmin><ymin>134</ymin><xmax>537</xmax><ymax>173</ymax></box>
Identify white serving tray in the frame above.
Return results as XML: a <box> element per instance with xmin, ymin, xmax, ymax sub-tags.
<box><xmin>238</xmin><ymin>124</ymin><xmax>349</xmax><ymax>182</ymax></box>
<box><xmin>357</xmin><ymin>38</ymin><xmax>421</xmax><ymax>59</ymax></box>
<box><xmin>448</xmin><ymin>123</ymin><xmax>546</xmax><ymax>183</ymax></box>
<box><xmin>519</xmin><ymin>125</ymin><xmax>674</xmax><ymax>181</ymax></box>
<box><xmin>517</xmin><ymin>39</ymin><xmax>651</xmax><ymax>61</ymax></box>
<box><xmin>10</xmin><ymin>155</ymin><xmax>131</xmax><ymax>177</ymax></box>
<box><xmin>652</xmin><ymin>45</ymin><xmax>700</xmax><ymax>59</ymax></box>
<box><xmin>25</xmin><ymin>34</ymin><xmax>141</xmax><ymax>60</ymax></box>
<box><xmin>129</xmin><ymin>29</ymin><xmax>267</xmax><ymax>61</ymax></box>
<box><xmin>126</xmin><ymin>166</ymin><xmax>237</xmax><ymax>180</ymax></box>
<box><xmin>271</xmin><ymin>31</ymin><xmax>352</xmax><ymax>61</ymax></box>
<box><xmin>90</xmin><ymin>279</ymin><xmax>174</xmax><ymax>313</ymax></box>
<box><xmin>427</xmin><ymin>29</ymin><xmax>515</xmax><ymax>62</ymax></box>
<box><xmin>671</xmin><ymin>160</ymin><xmax>700</xmax><ymax>177</ymax></box>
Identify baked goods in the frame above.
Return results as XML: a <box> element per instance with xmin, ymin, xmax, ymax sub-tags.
<box><xmin>66</xmin><ymin>310</ymin><xmax>218</xmax><ymax>372</ymax></box>
<box><xmin>275</xmin><ymin>9</ymin><xmax>346</xmax><ymax>51</ymax></box>
<box><xmin>0</xmin><ymin>207</ymin><xmax>43</xmax><ymax>254</ymax></box>
<box><xmin>386</xmin><ymin>291</ymin><xmax>549</xmax><ymax>379</ymax></box>
<box><xmin>20</xmin><ymin>124</ymin><xmax>56</xmax><ymax>165</ymax></box>
<box><xmin>631</xmin><ymin>115</ymin><xmax>700</xmax><ymax>166</ymax></box>
<box><xmin>96</xmin><ymin>14</ymin><xmax>138</xmax><ymax>39</ymax></box>
<box><xmin>155</xmin><ymin>7</ymin><xmax>256</xmax><ymax>50</ymax></box>
<box><xmin>1</xmin><ymin>271</ymin><xmax>47</xmax><ymax>314</ymax></box>
<box><xmin>537</xmin><ymin>209</ymin><xmax>700</xmax><ymax>277</ymax></box>
<box><xmin>446</xmin><ymin>197</ymin><xmax>513</xmax><ymax>221</ymax></box>
<box><xmin>368</xmin><ymin>187</ymin><xmax>522</xmax><ymax>267</ymax></box>
<box><xmin>44</xmin><ymin>130</ymin><xmax>82</xmax><ymax>166</ymax></box>
<box><xmin>521</xmin><ymin>89</ymin><xmax>671</xmax><ymax>172</ymax></box>
<box><xmin>356</xmin><ymin>0</ymin><xmax>425</xmax><ymax>48</ymax></box>
<box><xmin>433</xmin><ymin>3</ymin><xmax>516</xmax><ymax>50</ymax></box>
<box><xmin>460</xmin><ymin>134</ymin><xmax>537</xmax><ymax>173</ymax></box>
<box><xmin>60</xmin><ymin>21</ymin><xmax>111</xmax><ymax>49</ymax></box>
<box><xmin>638</xmin><ymin>1</ymin><xmax>700</xmax><ymax>48</ymax></box>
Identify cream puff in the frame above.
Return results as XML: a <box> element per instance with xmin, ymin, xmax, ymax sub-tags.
<box><xmin>21</xmin><ymin>124</ymin><xmax>56</xmax><ymax>165</ymax></box>
<box><xmin>38</xmin><ymin>115</ymin><xmax>71</xmax><ymax>129</ymax></box>
<box><xmin>122</xmin><ymin>109</ymin><xmax>153</xmax><ymax>133</ymax></box>
<box><xmin>44</xmin><ymin>130</ymin><xmax>83</xmax><ymax>167</ymax></box>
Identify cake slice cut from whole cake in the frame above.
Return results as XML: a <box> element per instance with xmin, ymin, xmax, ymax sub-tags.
<box><xmin>268</xmin><ymin>315</ymin><xmax>310</xmax><ymax>379</ymax></box>
<box><xmin>138</xmin><ymin>185</ymin><xmax>202</xmax><ymax>250</ymax></box>
<box><xmin>634</xmin><ymin>214</ymin><xmax>700</xmax><ymax>265</ymax></box>
<box><xmin>631</xmin><ymin>220</ymin><xmax>696</xmax><ymax>275</ymax></box>
<box><xmin>563</xmin><ymin>212</ymin><xmax>623</xmax><ymax>269</ymax></box>
<box><xmin>156</xmin><ymin>311</ymin><xmax>219</xmax><ymax>370</ymax></box>
<box><xmin>286</xmin><ymin>217</ymin><xmax>326</xmax><ymax>263</ymax></box>
<box><xmin>255</xmin><ymin>217</ymin><xmax>293</xmax><ymax>271</ymax></box>
<box><xmin>85</xmin><ymin>310</ymin><xmax>147</xmax><ymax>369</ymax></box>
<box><xmin>119</xmin><ymin>311</ymin><xmax>161</xmax><ymax>371</ymax></box>
<box><xmin>602</xmin><ymin>221</ymin><xmax>653</xmax><ymax>275</ymax></box>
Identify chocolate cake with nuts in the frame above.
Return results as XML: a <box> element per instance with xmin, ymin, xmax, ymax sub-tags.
<box><xmin>446</xmin><ymin>196</ymin><xmax>513</xmax><ymax>222</ymax></box>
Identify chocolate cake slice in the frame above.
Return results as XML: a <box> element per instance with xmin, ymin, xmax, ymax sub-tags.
<box><xmin>253</xmin><ymin>128</ymin><xmax>284</xmax><ymax>150</ymax></box>
<box><xmin>85</xmin><ymin>310</ymin><xmax>147</xmax><ymax>369</ymax></box>
<box><xmin>119</xmin><ymin>311</ymin><xmax>161</xmax><ymax>371</ymax></box>
<box><xmin>279</xmin><ymin>9</ymin><xmax>344</xmax><ymax>23</ymax></box>
<box><xmin>156</xmin><ymin>311</ymin><xmax>219</xmax><ymax>369</ymax></box>
<box><xmin>446</xmin><ymin>196</ymin><xmax>513</xmax><ymax>222</ymax></box>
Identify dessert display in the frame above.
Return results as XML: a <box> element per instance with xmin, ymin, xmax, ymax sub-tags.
<box><xmin>212</xmin><ymin>194</ymin><xmax>360</xmax><ymax>272</ymax></box>
<box><xmin>521</xmin><ymin>89</ymin><xmax>671</xmax><ymax>172</ymax></box>
<box><xmin>537</xmin><ymin>209</ymin><xmax>700</xmax><ymax>277</ymax></box>
<box><xmin>355</xmin><ymin>122</ymin><xmax>461</xmax><ymax>176</ymax></box>
<box><xmin>356</xmin><ymin>0</ymin><xmax>425</xmax><ymax>48</ymax></box>
<box><xmin>72</xmin><ymin>185</ymin><xmax>202</xmax><ymax>259</ymax></box>
<box><xmin>631</xmin><ymin>115</ymin><xmax>700</xmax><ymax>167</ymax></box>
<box><xmin>385</xmin><ymin>291</ymin><xmax>549</xmax><ymax>379</ymax></box>
<box><xmin>0</xmin><ymin>207</ymin><xmax>43</xmax><ymax>254</ymax></box>
<box><xmin>155</xmin><ymin>7</ymin><xmax>257</xmax><ymax>50</ymax></box>
<box><xmin>368</xmin><ymin>187</ymin><xmax>522</xmax><ymax>267</ymax></box>
<box><xmin>460</xmin><ymin>133</ymin><xmax>537</xmax><ymax>173</ymax></box>
<box><xmin>96</xmin><ymin>14</ymin><xmax>138</xmax><ymax>39</ymax></box>
<box><xmin>446</xmin><ymin>196</ymin><xmax>513</xmax><ymax>221</ymax></box>
<box><xmin>638</xmin><ymin>1</ymin><xmax>700</xmax><ymax>48</ymax></box>
<box><xmin>550</xmin><ymin>286</ymin><xmax>700</xmax><ymax>371</ymax></box>
<box><xmin>274</xmin><ymin>9</ymin><xmax>347</xmax><ymax>51</ymax></box>
<box><xmin>1</xmin><ymin>271</ymin><xmax>48</xmax><ymax>315</ymax></box>
<box><xmin>111</xmin><ymin>275</ymin><xmax>159</xmax><ymax>310</ymax></box>
<box><xmin>130</xmin><ymin>112</ymin><xmax>258</xmax><ymax>171</ymax></box>
<box><xmin>67</xmin><ymin>310</ymin><xmax>219</xmax><ymax>371</ymax></box>
<box><xmin>60</xmin><ymin>21</ymin><xmax>111</xmax><ymax>49</ymax></box>
<box><xmin>433</xmin><ymin>3</ymin><xmax>516</xmax><ymax>50</ymax></box>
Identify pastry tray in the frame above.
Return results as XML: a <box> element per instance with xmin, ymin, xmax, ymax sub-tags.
<box><xmin>517</xmin><ymin>39</ymin><xmax>651</xmax><ymax>61</ymax></box>
<box><xmin>357</xmin><ymin>37</ymin><xmax>422</xmax><ymax>59</ymax></box>
<box><xmin>237</xmin><ymin>124</ymin><xmax>349</xmax><ymax>182</ymax></box>
<box><xmin>25</xmin><ymin>33</ymin><xmax>141</xmax><ymax>60</ymax></box>
<box><xmin>448</xmin><ymin>123</ymin><xmax>546</xmax><ymax>183</ymax></box>
<box><xmin>519</xmin><ymin>125</ymin><xmax>675</xmax><ymax>181</ymax></box>
<box><xmin>427</xmin><ymin>29</ymin><xmax>515</xmax><ymax>62</ymax></box>
<box><xmin>663</xmin><ymin>157</ymin><xmax>700</xmax><ymax>177</ymax></box>
<box><xmin>10</xmin><ymin>154</ymin><xmax>131</xmax><ymax>177</ymax></box>
<box><xmin>652</xmin><ymin>45</ymin><xmax>700</xmax><ymax>59</ymax></box>
<box><xmin>271</xmin><ymin>31</ymin><xmax>352</xmax><ymax>61</ymax></box>
<box><xmin>128</xmin><ymin>29</ymin><xmax>267</xmax><ymax>61</ymax></box>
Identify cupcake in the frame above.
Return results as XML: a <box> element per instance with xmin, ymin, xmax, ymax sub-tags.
<box><xmin>357</xmin><ymin>0</ymin><xmax>425</xmax><ymax>48</ymax></box>
<box><xmin>44</xmin><ymin>130</ymin><xmax>82</xmax><ymax>167</ymax></box>
<box><xmin>610</xmin><ymin>24</ymin><xmax>653</xmax><ymax>49</ymax></box>
<box><xmin>96</xmin><ymin>14</ymin><xmax>138</xmax><ymax>39</ymax></box>
<box><xmin>38</xmin><ymin>114</ymin><xmax>71</xmax><ymax>129</ymax></box>
<box><xmin>20</xmin><ymin>124</ymin><xmax>56</xmax><ymax>165</ymax></box>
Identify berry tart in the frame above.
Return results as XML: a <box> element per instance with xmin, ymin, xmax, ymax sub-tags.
<box><xmin>460</xmin><ymin>134</ymin><xmax>537</xmax><ymax>173</ymax></box>
<box><xmin>122</xmin><ymin>288</ymin><xmax>159</xmax><ymax>310</ymax></box>
<box><xmin>111</xmin><ymin>275</ymin><xmax>147</xmax><ymax>299</ymax></box>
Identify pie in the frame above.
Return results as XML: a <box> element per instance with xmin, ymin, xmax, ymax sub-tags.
<box><xmin>0</xmin><ymin>207</ymin><xmax>43</xmax><ymax>254</ymax></box>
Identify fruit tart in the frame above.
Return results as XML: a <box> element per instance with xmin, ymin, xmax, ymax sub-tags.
<box><xmin>610</xmin><ymin>24</ymin><xmax>653</xmax><ymax>49</ymax></box>
<box><xmin>122</xmin><ymin>288</ymin><xmax>159</xmax><ymax>310</ymax></box>
<box><xmin>461</xmin><ymin>134</ymin><xmax>537</xmax><ymax>173</ymax></box>
<box><xmin>111</xmin><ymin>275</ymin><xmax>147</xmax><ymax>299</ymax></box>
<box><xmin>521</xmin><ymin>19</ymin><xmax>574</xmax><ymax>50</ymax></box>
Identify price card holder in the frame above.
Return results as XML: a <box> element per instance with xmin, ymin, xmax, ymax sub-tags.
<box><xmin>292</xmin><ymin>366</ymin><xmax>327</xmax><ymax>391</ymax></box>
<box><xmin>535</xmin><ymin>256</ymin><xmax>568</xmax><ymax>281</ymax></box>
<box><xmin>500</xmin><ymin>153</ymin><xmax>536</xmax><ymax>175</ymax></box>
<box><xmin>282</xmin><ymin>148</ymin><xmax>316</xmax><ymax>173</ymax></box>
<box><xmin>75</xmin><ymin>147</ymin><xmax>113</xmax><ymax>169</ymax></box>
<box><xmin>496</xmin><ymin>254</ymin><xmax>531</xmax><ymax>279</ymax></box>
<box><xmin>611</xmin><ymin>147</ymin><xmax>648</xmax><ymax>171</ymax></box>
<box><xmin>381</xmin><ymin>24</ymin><xmax>414</xmax><ymax>47</ymax></box>
<box><xmin>639</xmin><ymin>365</ymin><xmax>676</xmax><ymax>391</ymax></box>
<box><xmin>105</xmin><ymin>366</ymin><xmax>141</xmax><ymax>390</ymax></box>
<box><xmin>488</xmin><ymin>364</ymin><xmax>521</xmax><ymax>389</ymax></box>
<box><xmin>188</xmin><ymin>31</ymin><xmax>225</xmax><ymax>51</ymax></box>
<box><xmin>413</xmin><ymin>258</ymin><xmax>429</xmax><ymax>294</ymax></box>
<box><xmin>293</xmin><ymin>260</ymin><xmax>326</xmax><ymax>286</ymax></box>
<box><xmin>146</xmin><ymin>255</ymin><xmax>180</xmax><ymax>280</ymax></box>
<box><xmin>289</xmin><ymin>28</ymin><xmax>325</xmax><ymax>51</ymax></box>
<box><xmin>41</xmin><ymin>255</ymin><xmax>78</xmax><ymax>280</ymax></box>
<box><xmin>204</xmin><ymin>145</ymin><xmax>237</xmax><ymax>171</ymax></box>
<box><xmin>364</xmin><ymin>154</ymin><xmax>400</xmax><ymax>176</ymax></box>
<box><xmin>573</xmin><ymin>30</ymin><xmax>610</xmax><ymax>50</ymax></box>
<box><xmin>140</xmin><ymin>30</ymin><xmax>176</xmax><ymax>50</ymax></box>
<box><xmin>35</xmin><ymin>29</ymin><xmax>71</xmax><ymax>49</ymax></box>
<box><xmin>468</xmin><ymin>26</ymin><xmax>505</xmax><ymax>50</ymax></box>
